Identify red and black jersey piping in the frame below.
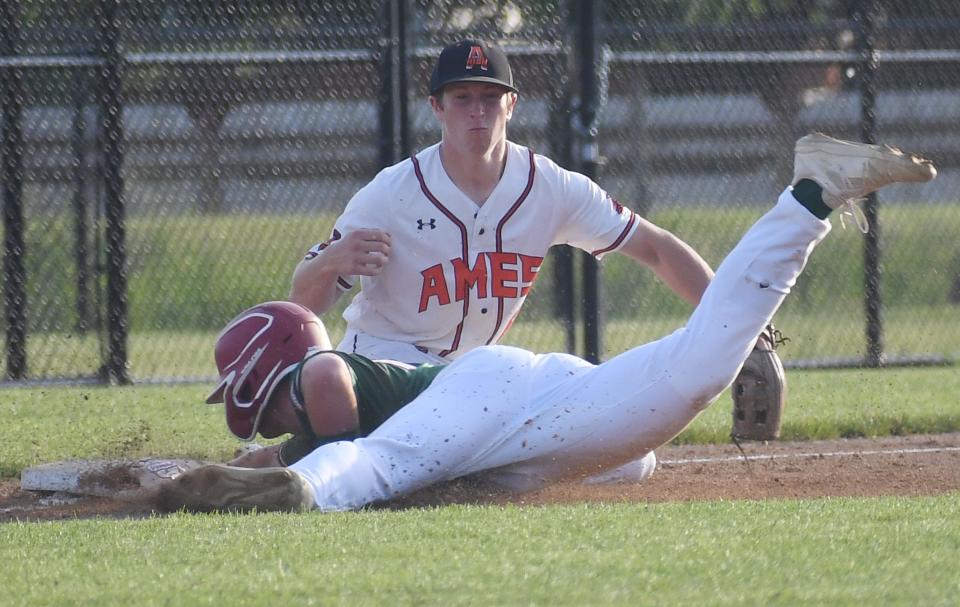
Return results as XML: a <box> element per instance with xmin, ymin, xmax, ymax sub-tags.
<box><xmin>412</xmin><ymin>153</ymin><xmax>469</xmax><ymax>357</ymax></box>
<box><xmin>487</xmin><ymin>148</ymin><xmax>537</xmax><ymax>345</ymax></box>
<box><xmin>591</xmin><ymin>211</ymin><xmax>637</xmax><ymax>257</ymax></box>
<box><xmin>410</xmin><ymin>148</ymin><xmax>538</xmax><ymax>356</ymax></box>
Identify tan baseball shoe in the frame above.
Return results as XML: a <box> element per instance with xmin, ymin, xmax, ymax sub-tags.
<box><xmin>793</xmin><ymin>132</ymin><xmax>937</xmax><ymax>231</ymax></box>
<box><xmin>157</xmin><ymin>464</ymin><xmax>315</xmax><ymax>513</ymax></box>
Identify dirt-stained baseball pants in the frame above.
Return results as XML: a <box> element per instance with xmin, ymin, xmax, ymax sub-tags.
<box><xmin>290</xmin><ymin>189</ymin><xmax>831</xmax><ymax>511</ymax></box>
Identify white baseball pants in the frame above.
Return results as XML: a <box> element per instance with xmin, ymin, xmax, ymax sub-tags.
<box><xmin>291</xmin><ymin>190</ymin><xmax>831</xmax><ymax>510</ymax></box>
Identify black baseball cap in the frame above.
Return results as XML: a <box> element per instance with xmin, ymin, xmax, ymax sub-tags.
<box><xmin>429</xmin><ymin>39</ymin><xmax>518</xmax><ymax>95</ymax></box>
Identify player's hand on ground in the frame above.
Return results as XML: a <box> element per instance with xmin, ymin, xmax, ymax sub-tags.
<box><xmin>227</xmin><ymin>444</ymin><xmax>283</xmax><ymax>468</ymax></box>
<box><xmin>232</xmin><ymin>443</ymin><xmax>264</xmax><ymax>459</ymax></box>
<box><xmin>327</xmin><ymin>228</ymin><xmax>392</xmax><ymax>276</ymax></box>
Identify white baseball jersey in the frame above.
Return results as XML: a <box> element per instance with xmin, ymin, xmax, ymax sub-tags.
<box><xmin>305</xmin><ymin>141</ymin><xmax>639</xmax><ymax>362</ymax></box>
<box><xmin>290</xmin><ymin>191</ymin><xmax>832</xmax><ymax>511</ymax></box>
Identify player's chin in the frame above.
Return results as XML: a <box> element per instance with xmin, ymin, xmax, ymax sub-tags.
<box><xmin>465</xmin><ymin>132</ymin><xmax>494</xmax><ymax>151</ymax></box>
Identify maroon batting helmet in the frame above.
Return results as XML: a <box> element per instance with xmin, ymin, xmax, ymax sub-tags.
<box><xmin>205</xmin><ymin>301</ymin><xmax>332</xmax><ymax>440</ymax></box>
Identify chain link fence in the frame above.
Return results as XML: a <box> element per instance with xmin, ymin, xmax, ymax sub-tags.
<box><xmin>3</xmin><ymin>0</ymin><xmax>958</xmax><ymax>383</ymax></box>
<box><xmin>596</xmin><ymin>1</ymin><xmax>960</xmax><ymax>367</ymax></box>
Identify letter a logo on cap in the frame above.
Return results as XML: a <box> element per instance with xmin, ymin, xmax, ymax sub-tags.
<box><xmin>465</xmin><ymin>46</ymin><xmax>489</xmax><ymax>71</ymax></box>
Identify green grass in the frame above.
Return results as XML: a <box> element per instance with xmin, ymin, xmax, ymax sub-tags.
<box><xmin>0</xmin><ymin>384</ymin><xmax>235</xmax><ymax>477</ymax></box>
<box><xmin>1</xmin><ymin>367</ymin><xmax>957</xmax><ymax>605</ymax></box>
<box><xmin>677</xmin><ymin>366</ymin><xmax>960</xmax><ymax>444</ymax></box>
<box><xmin>2</xmin><ymin>366</ymin><xmax>958</xmax><ymax>477</ymax></box>
<box><xmin>2</xmin><ymin>497</ymin><xmax>959</xmax><ymax>606</ymax></box>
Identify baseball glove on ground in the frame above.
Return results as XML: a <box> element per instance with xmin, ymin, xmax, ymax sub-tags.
<box><xmin>731</xmin><ymin>324</ymin><xmax>787</xmax><ymax>441</ymax></box>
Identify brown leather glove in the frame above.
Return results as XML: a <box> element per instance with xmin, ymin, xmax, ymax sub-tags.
<box><xmin>731</xmin><ymin>324</ymin><xmax>787</xmax><ymax>441</ymax></box>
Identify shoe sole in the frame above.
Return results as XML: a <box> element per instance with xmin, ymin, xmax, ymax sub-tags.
<box><xmin>796</xmin><ymin>133</ymin><xmax>937</xmax><ymax>182</ymax></box>
<box><xmin>158</xmin><ymin>464</ymin><xmax>315</xmax><ymax>513</ymax></box>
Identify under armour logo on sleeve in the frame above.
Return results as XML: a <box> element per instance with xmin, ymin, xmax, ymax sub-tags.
<box><xmin>417</xmin><ymin>218</ymin><xmax>437</xmax><ymax>230</ymax></box>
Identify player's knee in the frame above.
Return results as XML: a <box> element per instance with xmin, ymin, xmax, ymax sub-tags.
<box><xmin>689</xmin><ymin>353</ymin><xmax>743</xmax><ymax>404</ymax></box>
<box><xmin>662</xmin><ymin>341</ymin><xmax>740</xmax><ymax>402</ymax></box>
<box><xmin>688</xmin><ymin>390</ymin><xmax>723</xmax><ymax>412</ymax></box>
<box><xmin>671</xmin><ymin>373</ymin><xmax>731</xmax><ymax>412</ymax></box>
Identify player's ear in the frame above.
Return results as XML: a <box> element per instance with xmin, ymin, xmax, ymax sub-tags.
<box><xmin>504</xmin><ymin>92</ymin><xmax>517</xmax><ymax>120</ymax></box>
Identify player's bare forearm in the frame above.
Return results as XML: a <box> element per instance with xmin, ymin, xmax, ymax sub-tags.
<box><xmin>289</xmin><ymin>257</ymin><xmax>343</xmax><ymax>315</ymax></box>
<box><xmin>649</xmin><ymin>233</ymin><xmax>713</xmax><ymax>306</ymax></box>
<box><xmin>620</xmin><ymin>219</ymin><xmax>714</xmax><ymax>307</ymax></box>
<box><xmin>290</xmin><ymin>228</ymin><xmax>392</xmax><ymax>314</ymax></box>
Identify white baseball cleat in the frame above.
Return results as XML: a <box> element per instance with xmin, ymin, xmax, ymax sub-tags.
<box><xmin>158</xmin><ymin>464</ymin><xmax>315</xmax><ymax>513</ymax></box>
<box><xmin>793</xmin><ymin>132</ymin><xmax>937</xmax><ymax>231</ymax></box>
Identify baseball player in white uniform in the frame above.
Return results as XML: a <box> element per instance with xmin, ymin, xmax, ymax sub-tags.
<box><xmin>290</xmin><ymin>39</ymin><xmax>713</xmax><ymax>363</ymax></box>
<box><xmin>290</xmin><ymin>39</ymin><xmax>714</xmax><ymax>483</ymax></box>
<box><xmin>163</xmin><ymin>133</ymin><xmax>936</xmax><ymax>513</ymax></box>
<box><xmin>302</xmin><ymin>139</ymin><xmax>644</xmax><ymax>361</ymax></box>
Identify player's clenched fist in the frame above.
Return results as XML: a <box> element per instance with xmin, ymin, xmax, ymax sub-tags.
<box><xmin>289</xmin><ymin>228</ymin><xmax>392</xmax><ymax>315</ymax></box>
<box><xmin>325</xmin><ymin>229</ymin><xmax>392</xmax><ymax>277</ymax></box>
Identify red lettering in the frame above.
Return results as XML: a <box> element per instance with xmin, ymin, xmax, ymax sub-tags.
<box><xmin>452</xmin><ymin>256</ymin><xmax>488</xmax><ymax>302</ymax></box>
<box><xmin>466</xmin><ymin>46</ymin><xmax>489</xmax><ymax>71</ymax></box>
<box><xmin>419</xmin><ymin>264</ymin><xmax>450</xmax><ymax>312</ymax></box>
<box><xmin>418</xmin><ymin>252</ymin><xmax>544</xmax><ymax>309</ymax></box>
<box><xmin>518</xmin><ymin>254</ymin><xmax>543</xmax><ymax>296</ymax></box>
<box><xmin>488</xmin><ymin>252</ymin><xmax>519</xmax><ymax>299</ymax></box>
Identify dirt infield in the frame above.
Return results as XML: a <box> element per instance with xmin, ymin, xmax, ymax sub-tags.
<box><xmin>3</xmin><ymin>433</ymin><xmax>959</xmax><ymax>522</ymax></box>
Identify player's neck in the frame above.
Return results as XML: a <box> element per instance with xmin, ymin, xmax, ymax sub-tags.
<box><xmin>439</xmin><ymin>139</ymin><xmax>508</xmax><ymax>206</ymax></box>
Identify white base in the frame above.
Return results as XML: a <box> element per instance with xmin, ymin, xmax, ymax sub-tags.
<box><xmin>20</xmin><ymin>458</ymin><xmax>208</xmax><ymax>497</ymax></box>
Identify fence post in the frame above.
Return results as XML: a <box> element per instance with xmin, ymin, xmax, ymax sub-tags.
<box><xmin>379</xmin><ymin>0</ymin><xmax>410</xmax><ymax>168</ymax></box>
<box><xmin>396</xmin><ymin>0</ymin><xmax>410</xmax><ymax>159</ymax></box>
<box><xmin>1</xmin><ymin>0</ymin><xmax>28</xmax><ymax>380</ymax></box>
<box><xmin>856</xmin><ymin>0</ymin><xmax>883</xmax><ymax>367</ymax></box>
<box><xmin>548</xmin><ymin>64</ymin><xmax>577</xmax><ymax>355</ymax></box>
<box><xmin>98</xmin><ymin>0</ymin><xmax>130</xmax><ymax>384</ymax></box>
<box><xmin>576</xmin><ymin>0</ymin><xmax>603</xmax><ymax>364</ymax></box>
<box><xmin>71</xmin><ymin>70</ymin><xmax>91</xmax><ymax>334</ymax></box>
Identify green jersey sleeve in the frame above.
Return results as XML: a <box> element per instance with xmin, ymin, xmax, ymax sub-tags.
<box><xmin>328</xmin><ymin>351</ymin><xmax>444</xmax><ymax>434</ymax></box>
<box><xmin>278</xmin><ymin>351</ymin><xmax>444</xmax><ymax>465</ymax></box>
